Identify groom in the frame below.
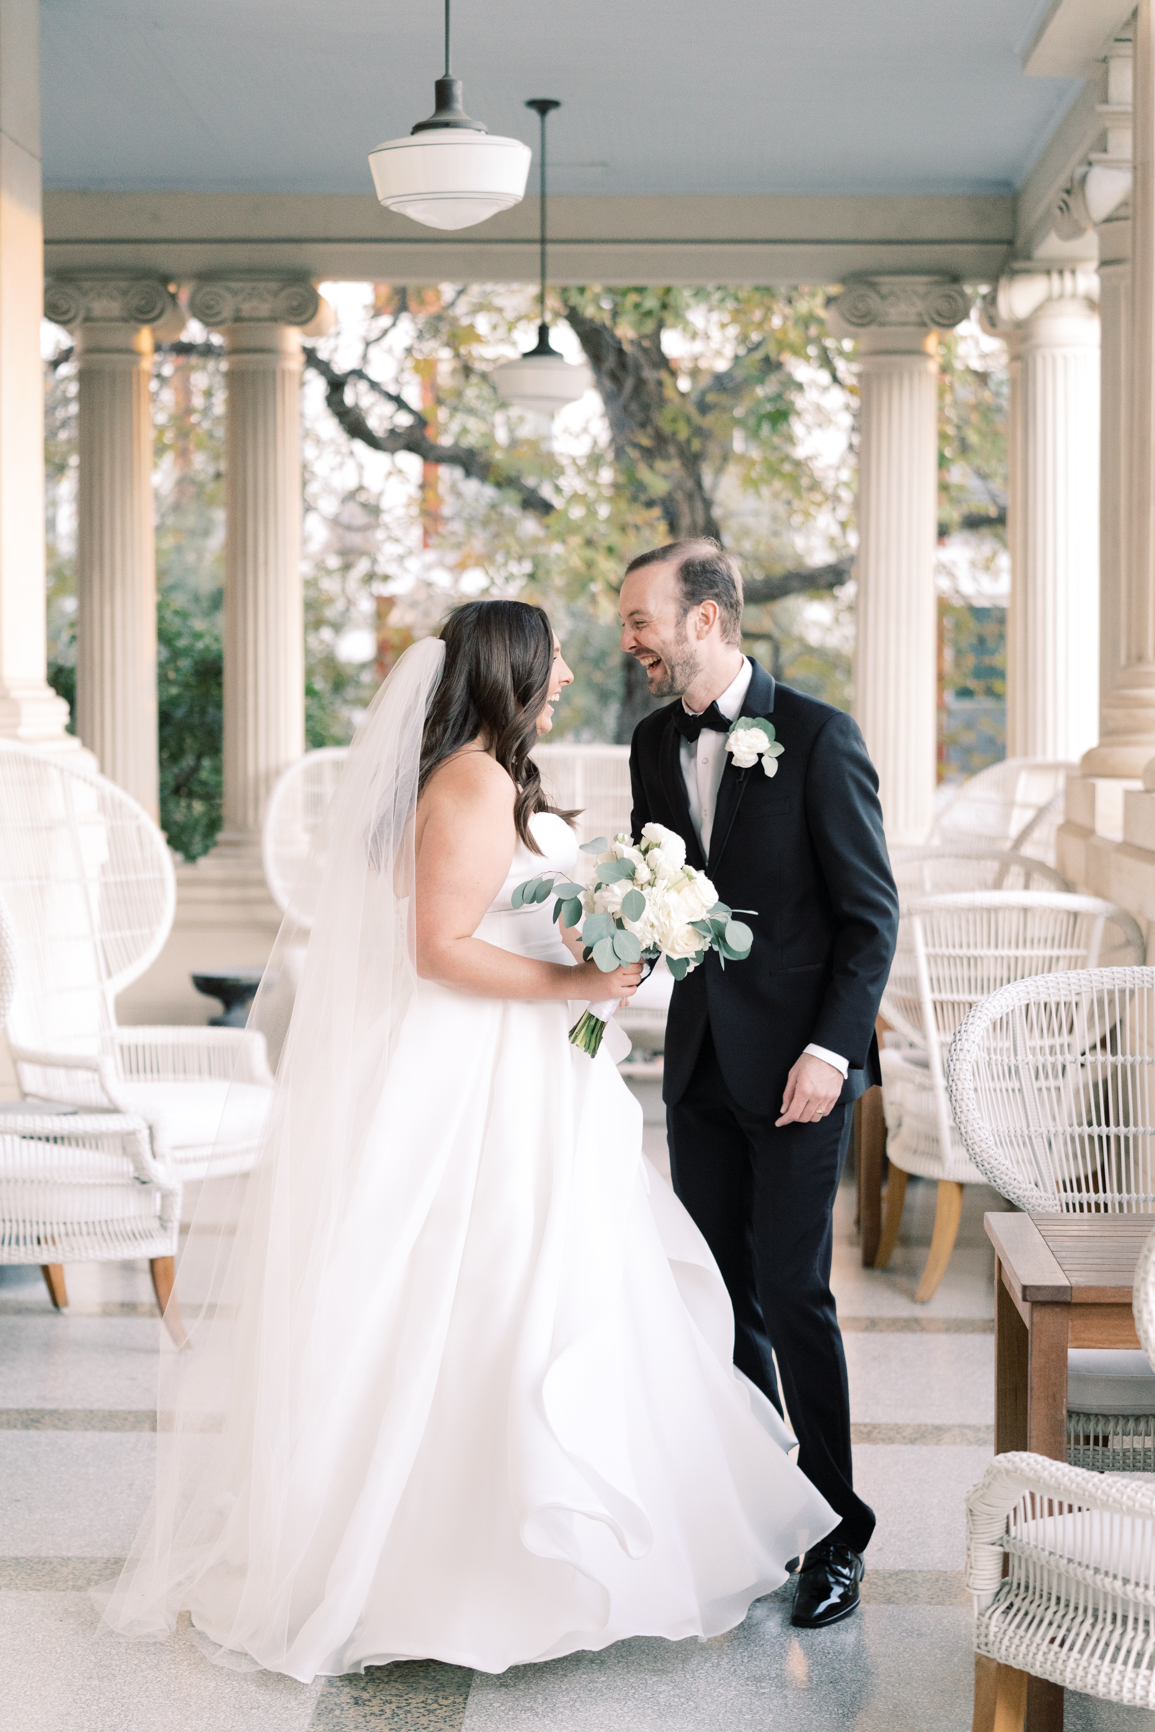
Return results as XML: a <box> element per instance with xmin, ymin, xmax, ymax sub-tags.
<box><xmin>622</xmin><ymin>539</ymin><xmax>898</xmax><ymax>1629</ymax></box>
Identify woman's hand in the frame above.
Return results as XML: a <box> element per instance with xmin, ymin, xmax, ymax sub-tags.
<box><xmin>576</xmin><ymin>959</ymin><xmax>644</xmax><ymax>1003</ymax></box>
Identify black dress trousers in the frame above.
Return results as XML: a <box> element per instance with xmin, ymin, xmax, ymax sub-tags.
<box><xmin>666</xmin><ymin>1025</ymin><xmax>875</xmax><ymax>1554</ymax></box>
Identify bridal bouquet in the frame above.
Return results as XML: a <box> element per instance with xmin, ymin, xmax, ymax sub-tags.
<box><xmin>514</xmin><ymin>822</ymin><xmax>754</xmax><ymax>1057</ymax></box>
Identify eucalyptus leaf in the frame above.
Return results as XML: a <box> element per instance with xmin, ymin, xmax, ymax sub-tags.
<box><xmin>582</xmin><ymin>912</ymin><xmax>615</xmax><ymax>945</ymax></box>
<box><xmin>725</xmin><ymin>919</ymin><xmax>753</xmax><ymax>955</ymax></box>
<box><xmin>595</xmin><ymin>859</ymin><xmax>635</xmax><ymax>886</ymax></box>
<box><xmin>579</xmin><ymin>836</ymin><xmax>609</xmax><ymax>855</ymax></box>
<box><xmin>562</xmin><ymin>898</ymin><xmax>584</xmax><ymax>929</ymax></box>
<box><xmin>511</xmin><ymin>883</ymin><xmax>526</xmax><ymax>909</ymax></box>
<box><xmin>552</xmin><ymin>880</ymin><xmax>583</xmax><ymax>899</ymax></box>
<box><xmin>612</xmin><ymin>928</ymin><xmax>642</xmax><ymax>963</ymax></box>
<box><xmin>667</xmin><ymin>956</ymin><xmax>689</xmax><ymax>981</ymax></box>
<box><xmin>621</xmin><ymin>888</ymin><xmax>647</xmax><ymax>921</ymax></box>
<box><xmin>552</xmin><ymin>901</ymin><xmax>562</xmax><ymax>925</ymax></box>
<box><xmin>533</xmin><ymin>880</ymin><xmax>553</xmax><ymax>904</ymax></box>
<box><xmin>592</xmin><ymin>935</ymin><xmax>619</xmax><ymax>971</ymax></box>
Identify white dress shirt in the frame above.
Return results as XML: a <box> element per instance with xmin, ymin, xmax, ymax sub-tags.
<box><xmin>680</xmin><ymin>660</ymin><xmax>848</xmax><ymax>1082</ymax></box>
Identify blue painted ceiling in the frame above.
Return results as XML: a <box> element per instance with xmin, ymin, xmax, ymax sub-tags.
<box><xmin>40</xmin><ymin>0</ymin><xmax>1082</xmax><ymax>198</ymax></box>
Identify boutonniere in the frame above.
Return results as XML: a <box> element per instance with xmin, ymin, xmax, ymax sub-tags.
<box><xmin>725</xmin><ymin>716</ymin><xmax>785</xmax><ymax>778</ymax></box>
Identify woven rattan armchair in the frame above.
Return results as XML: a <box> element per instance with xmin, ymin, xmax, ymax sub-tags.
<box><xmin>928</xmin><ymin>758</ymin><xmax>1077</xmax><ymax>866</ymax></box>
<box><xmin>0</xmin><ymin>890</ymin><xmax>181</xmax><ymax>1330</ymax></box>
<box><xmin>877</xmin><ymin>893</ymin><xmax>1144</xmax><ymax>1301</ymax></box>
<box><xmin>949</xmin><ymin>967</ymin><xmax>1155</xmax><ymax>1475</ymax></box>
<box><xmin>890</xmin><ymin>847</ymin><xmax>1070</xmax><ymax>900</ymax></box>
<box><xmin>0</xmin><ymin>741</ymin><xmax>273</xmax><ymax>1181</ymax></box>
<box><xmin>965</xmin><ymin>1222</ymin><xmax>1155</xmax><ymax>1728</ymax></box>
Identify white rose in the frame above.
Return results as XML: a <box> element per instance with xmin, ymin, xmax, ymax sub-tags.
<box><xmin>658</xmin><ymin>917</ymin><xmax>705</xmax><ymax>961</ymax></box>
<box><xmin>641</xmin><ymin>822</ymin><xmax>687</xmax><ymax>872</ymax></box>
<box><xmin>726</xmin><ymin>724</ymin><xmax>767</xmax><ymax>770</ymax></box>
<box><xmin>592</xmin><ymin>879</ymin><xmax>630</xmax><ymax>918</ymax></box>
<box><xmin>675</xmin><ymin>871</ymin><xmax>718</xmax><ymax>923</ymax></box>
<box><xmin>612</xmin><ymin>842</ymin><xmax>647</xmax><ymax>875</ymax></box>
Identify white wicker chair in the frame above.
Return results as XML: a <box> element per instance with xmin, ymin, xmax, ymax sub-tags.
<box><xmin>877</xmin><ymin>893</ymin><xmax>1144</xmax><ymax>1301</ymax></box>
<box><xmin>928</xmin><ymin>758</ymin><xmax>1077</xmax><ymax>866</ymax></box>
<box><xmin>891</xmin><ymin>847</ymin><xmax>1070</xmax><ymax>900</ymax></box>
<box><xmin>949</xmin><ymin>967</ymin><xmax>1155</xmax><ymax>1474</ymax></box>
<box><xmin>0</xmin><ymin>741</ymin><xmax>273</xmax><ymax>1181</ymax></box>
<box><xmin>0</xmin><ymin>890</ymin><xmax>181</xmax><ymax>1326</ymax></box>
<box><xmin>965</xmin><ymin>1222</ymin><xmax>1155</xmax><ymax>1728</ymax></box>
<box><xmin>262</xmin><ymin>746</ymin><xmax>348</xmax><ymax>927</ymax></box>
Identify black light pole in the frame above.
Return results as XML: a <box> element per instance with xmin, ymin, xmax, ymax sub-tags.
<box><xmin>525</xmin><ymin>98</ymin><xmax>561</xmax><ymax>356</ymax></box>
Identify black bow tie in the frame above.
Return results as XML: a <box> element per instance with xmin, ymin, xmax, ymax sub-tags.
<box><xmin>673</xmin><ymin>701</ymin><xmax>730</xmax><ymax>742</ymax></box>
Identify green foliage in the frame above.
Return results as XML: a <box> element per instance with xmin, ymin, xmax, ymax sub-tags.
<box><xmin>156</xmin><ymin>587</ymin><xmax>223</xmax><ymax>861</ymax></box>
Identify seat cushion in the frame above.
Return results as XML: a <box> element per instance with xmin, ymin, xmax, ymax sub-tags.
<box><xmin>1068</xmin><ymin>1349</ymin><xmax>1155</xmax><ymax>1416</ymax></box>
<box><xmin>116</xmin><ymin>1080</ymin><xmax>271</xmax><ymax>1157</ymax></box>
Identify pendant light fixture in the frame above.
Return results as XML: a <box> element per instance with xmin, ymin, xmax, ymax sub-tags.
<box><xmin>368</xmin><ymin>0</ymin><xmax>531</xmax><ymax>231</ymax></box>
<box><xmin>492</xmin><ymin>99</ymin><xmax>592</xmax><ymax>417</ymax></box>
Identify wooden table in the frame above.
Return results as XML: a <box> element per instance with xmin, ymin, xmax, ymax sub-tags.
<box><xmin>980</xmin><ymin>1211</ymin><xmax>1153</xmax><ymax>1732</ymax></box>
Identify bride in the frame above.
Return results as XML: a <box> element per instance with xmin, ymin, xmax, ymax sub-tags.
<box><xmin>99</xmin><ymin>598</ymin><xmax>836</xmax><ymax>1680</ymax></box>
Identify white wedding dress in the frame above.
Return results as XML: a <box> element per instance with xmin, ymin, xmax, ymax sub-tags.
<box><xmin>124</xmin><ymin>809</ymin><xmax>837</xmax><ymax>1680</ymax></box>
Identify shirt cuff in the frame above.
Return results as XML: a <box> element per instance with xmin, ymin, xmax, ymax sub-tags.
<box><xmin>804</xmin><ymin>1042</ymin><xmax>849</xmax><ymax>1079</ymax></box>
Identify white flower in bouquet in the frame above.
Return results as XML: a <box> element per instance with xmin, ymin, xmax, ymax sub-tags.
<box><xmin>640</xmin><ymin>823</ymin><xmax>686</xmax><ymax>875</ymax></box>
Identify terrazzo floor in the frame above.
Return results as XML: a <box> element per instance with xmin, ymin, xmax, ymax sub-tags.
<box><xmin>2</xmin><ymin>1078</ymin><xmax>1149</xmax><ymax>1729</ymax></box>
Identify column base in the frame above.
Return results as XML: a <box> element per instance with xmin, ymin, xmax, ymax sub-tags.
<box><xmin>115</xmin><ymin>848</ymin><xmax>284</xmax><ymax>1027</ymax></box>
<box><xmin>0</xmin><ymin>678</ymin><xmax>82</xmax><ymax>750</ymax></box>
<box><xmin>1056</xmin><ymin>774</ymin><xmax>1143</xmax><ymax>894</ymax></box>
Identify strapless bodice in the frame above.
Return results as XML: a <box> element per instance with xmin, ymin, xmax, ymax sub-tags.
<box><xmin>473</xmin><ymin>811</ymin><xmax>579</xmax><ymax>964</ymax></box>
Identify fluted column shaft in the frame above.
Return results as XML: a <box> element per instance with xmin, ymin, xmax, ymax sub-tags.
<box><xmin>74</xmin><ymin>321</ymin><xmax>160</xmax><ymax>816</ymax></box>
<box><xmin>220</xmin><ymin>322</ymin><xmax>305</xmax><ymax>847</ymax></box>
<box><xmin>1098</xmin><ymin>248</ymin><xmax>1131</xmax><ymax>727</ymax></box>
<box><xmin>854</xmin><ymin>337</ymin><xmax>940</xmax><ymax>844</ymax></box>
<box><xmin>0</xmin><ymin>0</ymin><xmax>71</xmax><ymax>747</ymax></box>
<box><xmin>827</xmin><ymin>276</ymin><xmax>970</xmax><ymax>846</ymax></box>
<box><xmin>1009</xmin><ymin>294</ymin><xmax>1101</xmax><ymax>760</ymax></box>
<box><xmin>1083</xmin><ymin>0</ymin><xmax>1155</xmax><ymax>776</ymax></box>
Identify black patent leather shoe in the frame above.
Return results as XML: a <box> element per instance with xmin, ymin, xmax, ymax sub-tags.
<box><xmin>790</xmin><ymin>1543</ymin><xmax>865</xmax><ymax>1628</ymax></box>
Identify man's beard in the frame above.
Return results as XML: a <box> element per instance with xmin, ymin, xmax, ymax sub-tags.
<box><xmin>638</xmin><ymin>638</ymin><xmax>703</xmax><ymax>699</ymax></box>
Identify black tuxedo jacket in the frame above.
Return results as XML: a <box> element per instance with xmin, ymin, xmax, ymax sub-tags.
<box><xmin>629</xmin><ymin>660</ymin><xmax>899</xmax><ymax>1117</ymax></box>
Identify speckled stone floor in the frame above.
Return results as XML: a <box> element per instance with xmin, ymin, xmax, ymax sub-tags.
<box><xmin>2</xmin><ymin>1079</ymin><xmax>1150</xmax><ymax>1729</ymax></box>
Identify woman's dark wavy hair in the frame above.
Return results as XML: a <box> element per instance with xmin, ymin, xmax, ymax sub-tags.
<box><xmin>419</xmin><ymin>599</ymin><xmax>576</xmax><ymax>853</ymax></box>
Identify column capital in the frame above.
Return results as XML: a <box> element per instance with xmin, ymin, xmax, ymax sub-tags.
<box><xmin>189</xmin><ymin>277</ymin><xmax>321</xmax><ymax>329</ymax></box>
<box><xmin>979</xmin><ymin>267</ymin><xmax>1100</xmax><ymax>338</ymax></box>
<box><xmin>43</xmin><ymin>275</ymin><xmax>177</xmax><ymax>330</ymax></box>
<box><xmin>825</xmin><ymin>275</ymin><xmax>971</xmax><ymax>345</ymax></box>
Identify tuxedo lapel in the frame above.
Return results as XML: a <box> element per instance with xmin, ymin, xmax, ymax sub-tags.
<box><xmin>707</xmin><ymin>661</ymin><xmax>777</xmax><ymax>876</ymax></box>
<box><xmin>658</xmin><ymin>711</ymin><xmax>706</xmax><ymax>871</ymax></box>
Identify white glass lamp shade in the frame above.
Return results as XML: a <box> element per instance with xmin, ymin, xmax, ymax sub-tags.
<box><xmin>368</xmin><ymin>131</ymin><xmax>531</xmax><ymax>231</ymax></box>
<box><xmin>492</xmin><ymin>347</ymin><xmax>592</xmax><ymax>417</ymax></box>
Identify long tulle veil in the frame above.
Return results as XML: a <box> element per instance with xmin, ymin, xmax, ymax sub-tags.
<box><xmin>96</xmin><ymin>637</ymin><xmax>447</xmax><ymax>1663</ymax></box>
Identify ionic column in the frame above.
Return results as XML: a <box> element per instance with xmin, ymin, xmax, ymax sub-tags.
<box><xmin>827</xmin><ymin>277</ymin><xmax>971</xmax><ymax>845</ymax></box>
<box><xmin>981</xmin><ymin>270</ymin><xmax>1101</xmax><ymax>763</ymax></box>
<box><xmin>0</xmin><ymin>0</ymin><xmax>72</xmax><ymax>749</ymax></box>
<box><xmin>189</xmin><ymin>279</ymin><xmax>322</xmax><ymax>855</ymax></box>
<box><xmin>44</xmin><ymin>278</ymin><xmax>178</xmax><ymax>818</ymax></box>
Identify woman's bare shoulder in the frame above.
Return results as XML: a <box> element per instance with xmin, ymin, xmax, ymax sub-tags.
<box><xmin>422</xmin><ymin>751</ymin><xmax>515</xmax><ymax>819</ymax></box>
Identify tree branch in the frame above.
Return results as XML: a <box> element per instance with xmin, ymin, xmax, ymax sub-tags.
<box><xmin>301</xmin><ymin>347</ymin><xmax>558</xmax><ymax>520</ymax></box>
<box><xmin>743</xmin><ymin>557</ymin><xmax>853</xmax><ymax>604</ymax></box>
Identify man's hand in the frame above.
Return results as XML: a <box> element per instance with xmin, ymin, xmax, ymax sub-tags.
<box><xmin>776</xmin><ymin>1052</ymin><xmax>843</xmax><ymax>1127</ymax></box>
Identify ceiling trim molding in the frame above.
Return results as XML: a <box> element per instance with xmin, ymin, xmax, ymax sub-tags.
<box><xmin>1016</xmin><ymin>56</ymin><xmax>1111</xmax><ymax>257</ymax></box>
<box><xmin>1023</xmin><ymin>0</ymin><xmax>1135</xmax><ymax>77</ymax></box>
<box><xmin>43</xmin><ymin>191</ymin><xmax>1015</xmax><ymax>288</ymax></box>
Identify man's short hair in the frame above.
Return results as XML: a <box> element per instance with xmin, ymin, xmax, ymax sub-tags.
<box><xmin>624</xmin><ymin>538</ymin><xmax>744</xmax><ymax>646</ymax></box>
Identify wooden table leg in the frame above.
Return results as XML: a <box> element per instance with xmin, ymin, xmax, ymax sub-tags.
<box><xmin>1025</xmin><ymin>1300</ymin><xmax>1068</xmax><ymax>1732</ymax></box>
<box><xmin>994</xmin><ymin>1262</ymin><xmax>1028</xmax><ymax>1455</ymax></box>
<box><xmin>1026</xmin><ymin>1302</ymin><xmax>1068</xmax><ymax>1463</ymax></box>
<box><xmin>857</xmin><ymin>1085</ymin><xmax>885</xmax><ymax>1267</ymax></box>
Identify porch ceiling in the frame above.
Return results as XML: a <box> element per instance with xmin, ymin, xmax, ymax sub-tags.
<box><xmin>38</xmin><ymin>0</ymin><xmax>1116</xmax><ymax>284</ymax></box>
